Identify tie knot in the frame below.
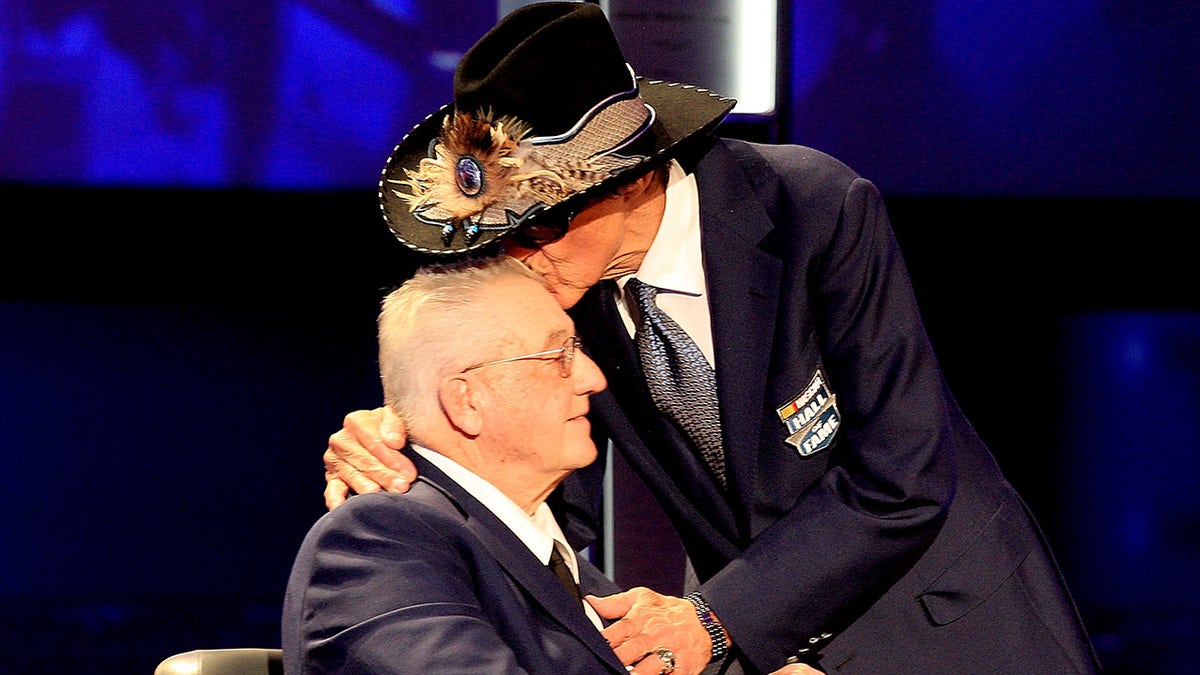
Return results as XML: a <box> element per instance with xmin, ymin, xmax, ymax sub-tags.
<box><xmin>626</xmin><ymin>278</ymin><xmax>661</xmax><ymax>325</ymax></box>
<box><xmin>626</xmin><ymin>277</ymin><xmax>657</xmax><ymax>303</ymax></box>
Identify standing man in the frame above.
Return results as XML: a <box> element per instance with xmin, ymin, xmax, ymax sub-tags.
<box><xmin>321</xmin><ymin>3</ymin><xmax>1098</xmax><ymax>673</ymax></box>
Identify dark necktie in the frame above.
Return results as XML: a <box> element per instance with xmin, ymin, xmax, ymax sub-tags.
<box><xmin>548</xmin><ymin>545</ymin><xmax>582</xmax><ymax>603</ymax></box>
<box><xmin>626</xmin><ymin>277</ymin><xmax>727</xmax><ymax>488</ymax></box>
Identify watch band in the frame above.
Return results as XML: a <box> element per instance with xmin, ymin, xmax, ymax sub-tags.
<box><xmin>684</xmin><ymin>591</ymin><xmax>729</xmax><ymax>660</ymax></box>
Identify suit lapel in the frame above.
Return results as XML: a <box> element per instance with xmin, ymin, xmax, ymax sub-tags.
<box><xmin>693</xmin><ymin>142</ymin><xmax>783</xmax><ymax>541</ymax></box>
<box><xmin>407</xmin><ymin>452</ymin><xmax>626</xmax><ymax>673</ymax></box>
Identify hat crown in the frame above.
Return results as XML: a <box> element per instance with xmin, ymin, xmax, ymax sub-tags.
<box><xmin>453</xmin><ymin>2</ymin><xmax>633</xmax><ymax>137</ymax></box>
<box><xmin>379</xmin><ymin>1</ymin><xmax>735</xmax><ymax>255</ymax></box>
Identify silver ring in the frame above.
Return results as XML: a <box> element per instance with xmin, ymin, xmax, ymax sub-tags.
<box><xmin>654</xmin><ymin>647</ymin><xmax>676</xmax><ymax>674</ymax></box>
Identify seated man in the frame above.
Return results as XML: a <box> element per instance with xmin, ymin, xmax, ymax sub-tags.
<box><xmin>283</xmin><ymin>256</ymin><xmax>819</xmax><ymax>675</ymax></box>
<box><xmin>281</xmin><ymin>256</ymin><xmax>627</xmax><ymax>674</ymax></box>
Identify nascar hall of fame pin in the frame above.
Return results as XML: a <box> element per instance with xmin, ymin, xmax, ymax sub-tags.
<box><xmin>777</xmin><ymin>369</ymin><xmax>841</xmax><ymax>456</ymax></box>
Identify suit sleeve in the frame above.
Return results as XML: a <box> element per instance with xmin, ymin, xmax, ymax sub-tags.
<box><xmin>284</xmin><ymin>495</ymin><xmax>531</xmax><ymax>674</ymax></box>
<box><xmin>701</xmin><ymin>162</ymin><xmax>956</xmax><ymax>668</ymax></box>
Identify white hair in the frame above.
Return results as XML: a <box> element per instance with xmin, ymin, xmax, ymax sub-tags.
<box><xmin>377</xmin><ymin>254</ymin><xmax>544</xmax><ymax>440</ymax></box>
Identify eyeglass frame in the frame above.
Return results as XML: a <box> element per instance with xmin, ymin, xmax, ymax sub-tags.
<box><xmin>460</xmin><ymin>335</ymin><xmax>581</xmax><ymax>378</ymax></box>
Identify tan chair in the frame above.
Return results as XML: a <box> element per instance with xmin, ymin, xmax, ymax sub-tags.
<box><xmin>154</xmin><ymin>648</ymin><xmax>283</xmax><ymax>675</ymax></box>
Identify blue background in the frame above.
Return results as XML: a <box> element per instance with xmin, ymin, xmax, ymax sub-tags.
<box><xmin>1</xmin><ymin>0</ymin><xmax>1197</xmax><ymax>671</ymax></box>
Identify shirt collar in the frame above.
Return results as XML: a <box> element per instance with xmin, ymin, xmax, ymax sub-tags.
<box><xmin>412</xmin><ymin>446</ymin><xmax>603</xmax><ymax>632</ymax></box>
<box><xmin>624</xmin><ymin>160</ymin><xmax>704</xmax><ymax>297</ymax></box>
<box><xmin>413</xmin><ymin>445</ymin><xmax>558</xmax><ymax>564</ymax></box>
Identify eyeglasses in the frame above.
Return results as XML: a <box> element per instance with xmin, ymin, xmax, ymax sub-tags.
<box><xmin>461</xmin><ymin>335</ymin><xmax>581</xmax><ymax>378</ymax></box>
<box><xmin>508</xmin><ymin>208</ymin><xmax>575</xmax><ymax>248</ymax></box>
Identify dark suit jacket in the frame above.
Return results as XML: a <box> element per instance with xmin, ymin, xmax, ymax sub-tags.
<box><xmin>282</xmin><ymin>450</ymin><xmax>626</xmax><ymax>674</ymax></box>
<box><xmin>568</xmin><ymin>138</ymin><xmax>1099</xmax><ymax>673</ymax></box>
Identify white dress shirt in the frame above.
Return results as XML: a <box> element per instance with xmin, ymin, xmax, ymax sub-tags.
<box><xmin>413</xmin><ymin>445</ymin><xmax>604</xmax><ymax>630</ymax></box>
<box><xmin>614</xmin><ymin>159</ymin><xmax>715</xmax><ymax>369</ymax></box>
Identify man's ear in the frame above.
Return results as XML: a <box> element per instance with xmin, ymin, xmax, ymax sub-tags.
<box><xmin>439</xmin><ymin>375</ymin><xmax>483</xmax><ymax>436</ymax></box>
<box><xmin>615</xmin><ymin>169</ymin><xmax>657</xmax><ymax>198</ymax></box>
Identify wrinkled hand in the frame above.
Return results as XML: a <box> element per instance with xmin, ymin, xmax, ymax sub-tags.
<box><xmin>589</xmin><ymin>587</ymin><xmax>713</xmax><ymax>675</ymax></box>
<box><xmin>323</xmin><ymin>406</ymin><xmax>414</xmax><ymax>509</ymax></box>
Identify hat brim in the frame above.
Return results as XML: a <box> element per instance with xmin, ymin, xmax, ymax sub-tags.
<box><xmin>378</xmin><ymin>78</ymin><xmax>735</xmax><ymax>256</ymax></box>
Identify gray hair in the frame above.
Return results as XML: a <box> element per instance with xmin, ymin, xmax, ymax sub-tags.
<box><xmin>377</xmin><ymin>255</ymin><xmax>543</xmax><ymax>439</ymax></box>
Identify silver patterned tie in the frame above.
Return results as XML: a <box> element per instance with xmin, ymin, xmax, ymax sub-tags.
<box><xmin>626</xmin><ymin>277</ymin><xmax>726</xmax><ymax>488</ymax></box>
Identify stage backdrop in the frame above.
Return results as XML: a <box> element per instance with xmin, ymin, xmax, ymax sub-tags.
<box><xmin>1</xmin><ymin>1</ymin><xmax>1197</xmax><ymax>672</ymax></box>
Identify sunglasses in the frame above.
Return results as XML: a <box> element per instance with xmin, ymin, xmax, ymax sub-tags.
<box><xmin>508</xmin><ymin>207</ymin><xmax>575</xmax><ymax>248</ymax></box>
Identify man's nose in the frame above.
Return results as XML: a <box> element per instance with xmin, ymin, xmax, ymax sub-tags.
<box><xmin>573</xmin><ymin>350</ymin><xmax>607</xmax><ymax>394</ymax></box>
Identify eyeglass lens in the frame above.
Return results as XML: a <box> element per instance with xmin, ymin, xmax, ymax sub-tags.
<box><xmin>558</xmin><ymin>336</ymin><xmax>578</xmax><ymax>377</ymax></box>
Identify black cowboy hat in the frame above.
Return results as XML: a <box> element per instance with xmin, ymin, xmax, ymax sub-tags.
<box><xmin>378</xmin><ymin>1</ymin><xmax>736</xmax><ymax>255</ymax></box>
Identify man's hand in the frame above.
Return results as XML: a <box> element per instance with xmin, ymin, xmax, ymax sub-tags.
<box><xmin>323</xmin><ymin>406</ymin><xmax>415</xmax><ymax>509</ymax></box>
<box><xmin>588</xmin><ymin>587</ymin><xmax>714</xmax><ymax>675</ymax></box>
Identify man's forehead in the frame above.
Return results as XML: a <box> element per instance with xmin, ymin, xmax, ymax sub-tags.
<box><xmin>477</xmin><ymin>277</ymin><xmax>573</xmax><ymax>340</ymax></box>
<box><xmin>520</xmin><ymin>318</ymin><xmax>573</xmax><ymax>349</ymax></box>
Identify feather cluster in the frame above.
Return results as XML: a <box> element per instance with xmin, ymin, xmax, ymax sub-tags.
<box><xmin>389</xmin><ymin>110</ymin><xmax>616</xmax><ymax>227</ymax></box>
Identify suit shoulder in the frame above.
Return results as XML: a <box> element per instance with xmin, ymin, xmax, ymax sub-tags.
<box><xmin>718</xmin><ymin>137</ymin><xmax>866</xmax><ymax>192</ymax></box>
<box><xmin>306</xmin><ymin>482</ymin><xmax>467</xmax><ymax>543</ymax></box>
<box><xmin>707</xmin><ymin>138</ymin><xmax>884</xmax><ymax>239</ymax></box>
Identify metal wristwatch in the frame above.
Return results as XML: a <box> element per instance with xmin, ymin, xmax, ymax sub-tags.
<box><xmin>684</xmin><ymin>592</ymin><xmax>730</xmax><ymax>660</ymax></box>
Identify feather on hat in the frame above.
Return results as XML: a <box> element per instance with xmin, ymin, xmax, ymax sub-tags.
<box><xmin>379</xmin><ymin>1</ymin><xmax>736</xmax><ymax>255</ymax></box>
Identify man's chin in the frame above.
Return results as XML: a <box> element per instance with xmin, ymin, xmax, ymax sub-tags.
<box><xmin>552</xmin><ymin>287</ymin><xmax>587</xmax><ymax>309</ymax></box>
<box><xmin>569</xmin><ymin>441</ymin><xmax>600</xmax><ymax>470</ymax></box>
